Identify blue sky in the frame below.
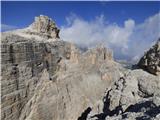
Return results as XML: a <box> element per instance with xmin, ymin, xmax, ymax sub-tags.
<box><xmin>1</xmin><ymin>1</ymin><xmax>160</xmax><ymax>62</ymax></box>
<box><xmin>2</xmin><ymin>1</ymin><xmax>159</xmax><ymax>28</ymax></box>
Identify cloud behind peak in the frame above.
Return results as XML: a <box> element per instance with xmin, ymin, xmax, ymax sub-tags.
<box><xmin>60</xmin><ymin>12</ymin><xmax>160</xmax><ymax>63</ymax></box>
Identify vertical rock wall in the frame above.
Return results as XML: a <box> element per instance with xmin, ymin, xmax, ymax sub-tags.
<box><xmin>1</xmin><ymin>36</ymin><xmax>71</xmax><ymax>120</ymax></box>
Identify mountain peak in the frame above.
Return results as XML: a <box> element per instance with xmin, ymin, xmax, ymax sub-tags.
<box><xmin>29</xmin><ymin>15</ymin><xmax>60</xmax><ymax>39</ymax></box>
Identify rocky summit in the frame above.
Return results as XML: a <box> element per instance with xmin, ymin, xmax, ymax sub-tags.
<box><xmin>1</xmin><ymin>15</ymin><xmax>160</xmax><ymax>120</ymax></box>
<box><xmin>29</xmin><ymin>15</ymin><xmax>60</xmax><ymax>39</ymax></box>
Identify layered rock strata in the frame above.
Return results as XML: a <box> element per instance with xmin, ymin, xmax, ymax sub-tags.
<box><xmin>1</xmin><ymin>15</ymin><xmax>118</xmax><ymax>120</ymax></box>
<box><xmin>1</xmin><ymin>38</ymin><xmax>72</xmax><ymax>120</ymax></box>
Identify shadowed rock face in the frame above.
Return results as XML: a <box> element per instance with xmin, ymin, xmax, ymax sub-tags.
<box><xmin>138</xmin><ymin>39</ymin><xmax>160</xmax><ymax>76</ymax></box>
<box><xmin>1</xmin><ymin>15</ymin><xmax>160</xmax><ymax>120</ymax></box>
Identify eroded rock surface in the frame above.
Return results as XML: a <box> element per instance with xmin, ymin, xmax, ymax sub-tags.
<box><xmin>1</xmin><ymin>15</ymin><xmax>120</xmax><ymax>120</ymax></box>
<box><xmin>18</xmin><ymin>44</ymin><xmax>121</xmax><ymax>120</ymax></box>
<box><xmin>29</xmin><ymin>15</ymin><xmax>60</xmax><ymax>39</ymax></box>
<box><xmin>87</xmin><ymin>69</ymin><xmax>160</xmax><ymax>120</ymax></box>
<box><xmin>1</xmin><ymin>15</ymin><xmax>160</xmax><ymax>120</ymax></box>
<box><xmin>1</xmin><ymin>37</ymin><xmax>71</xmax><ymax>120</ymax></box>
<box><xmin>138</xmin><ymin>39</ymin><xmax>160</xmax><ymax>75</ymax></box>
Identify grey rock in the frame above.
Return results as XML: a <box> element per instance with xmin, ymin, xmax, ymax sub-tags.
<box><xmin>18</xmin><ymin>44</ymin><xmax>120</xmax><ymax>120</ymax></box>
<box><xmin>87</xmin><ymin>69</ymin><xmax>160</xmax><ymax>120</ymax></box>
<box><xmin>1</xmin><ymin>32</ymin><xmax>71</xmax><ymax>120</ymax></box>
<box><xmin>138</xmin><ymin>39</ymin><xmax>160</xmax><ymax>76</ymax></box>
<box><xmin>1</xmin><ymin>15</ymin><xmax>160</xmax><ymax>120</ymax></box>
<box><xmin>30</xmin><ymin>15</ymin><xmax>60</xmax><ymax>39</ymax></box>
<box><xmin>1</xmin><ymin>26</ymin><xmax>119</xmax><ymax>120</ymax></box>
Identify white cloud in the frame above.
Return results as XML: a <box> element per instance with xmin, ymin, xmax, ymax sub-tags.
<box><xmin>124</xmin><ymin>19</ymin><xmax>135</xmax><ymax>30</ymax></box>
<box><xmin>60</xmin><ymin>12</ymin><xmax>160</xmax><ymax>62</ymax></box>
<box><xmin>127</xmin><ymin>12</ymin><xmax>160</xmax><ymax>62</ymax></box>
<box><xmin>1</xmin><ymin>24</ymin><xmax>17</xmax><ymax>32</ymax></box>
<box><xmin>1</xmin><ymin>12</ymin><xmax>159</xmax><ymax>63</ymax></box>
<box><xmin>61</xmin><ymin>14</ymin><xmax>133</xmax><ymax>50</ymax></box>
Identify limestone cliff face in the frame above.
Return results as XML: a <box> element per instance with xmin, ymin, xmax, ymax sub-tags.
<box><xmin>18</xmin><ymin>44</ymin><xmax>120</xmax><ymax>120</ymax></box>
<box><xmin>1</xmin><ymin>16</ymin><xmax>72</xmax><ymax>120</ymax></box>
<box><xmin>1</xmin><ymin>38</ymin><xmax>72</xmax><ymax>120</ymax></box>
<box><xmin>1</xmin><ymin>15</ymin><xmax>118</xmax><ymax>120</ymax></box>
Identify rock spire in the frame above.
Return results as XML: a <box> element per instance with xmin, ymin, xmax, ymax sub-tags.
<box><xmin>30</xmin><ymin>15</ymin><xmax>60</xmax><ymax>39</ymax></box>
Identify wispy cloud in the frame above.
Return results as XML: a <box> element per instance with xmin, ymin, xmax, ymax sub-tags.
<box><xmin>1</xmin><ymin>24</ymin><xmax>18</xmax><ymax>32</ymax></box>
<box><xmin>60</xmin><ymin>12</ymin><xmax>160</xmax><ymax>62</ymax></box>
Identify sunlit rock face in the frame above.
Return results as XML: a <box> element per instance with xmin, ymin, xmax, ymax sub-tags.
<box><xmin>1</xmin><ymin>15</ymin><xmax>69</xmax><ymax>120</ymax></box>
<box><xmin>87</xmin><ymin>69</ymin><xmax>160</xmax><ymax>120</ymax></box>
<box><xmin>17</xmin><ymin>40</ymin><xmax>119</xmax><ymax>120</ymax></box>
<box><xmin>1</xmin><ymin>15</ymin><xmax>118</xmax><ymax>120</ymax></box>
<box><xmin>1</xmin><ymin>15</ymin><xmax>160</xmax><ymax>120</ymax></box>
<box><xmin>1</xmin><ymin>36</ymin><xmax>71</xmax><ymax>120</ymax></box>
<box><xmin>30</xmin><ymin>15</ymin><xmax>60</xmax><ymax>39</ymax></box>
<box><xmin>138</xmin><ymin>39</ymin><xmax>160</xmax><ymax>76</ymax></box>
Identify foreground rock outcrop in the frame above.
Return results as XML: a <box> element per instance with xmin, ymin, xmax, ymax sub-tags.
<box><xmin>87</xmin><ymin>69</ymin><xmax>160</xmax><ymax>120</ymax></box>
<box><xmin>86</xmin><ymin>40</ymin><xmax>160</xmax><ymax>120</ymax></box>
<box><xmin>1</xmin><ymin>15</ymin><xmax>160</xmax><ymax>120</ymax></box>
